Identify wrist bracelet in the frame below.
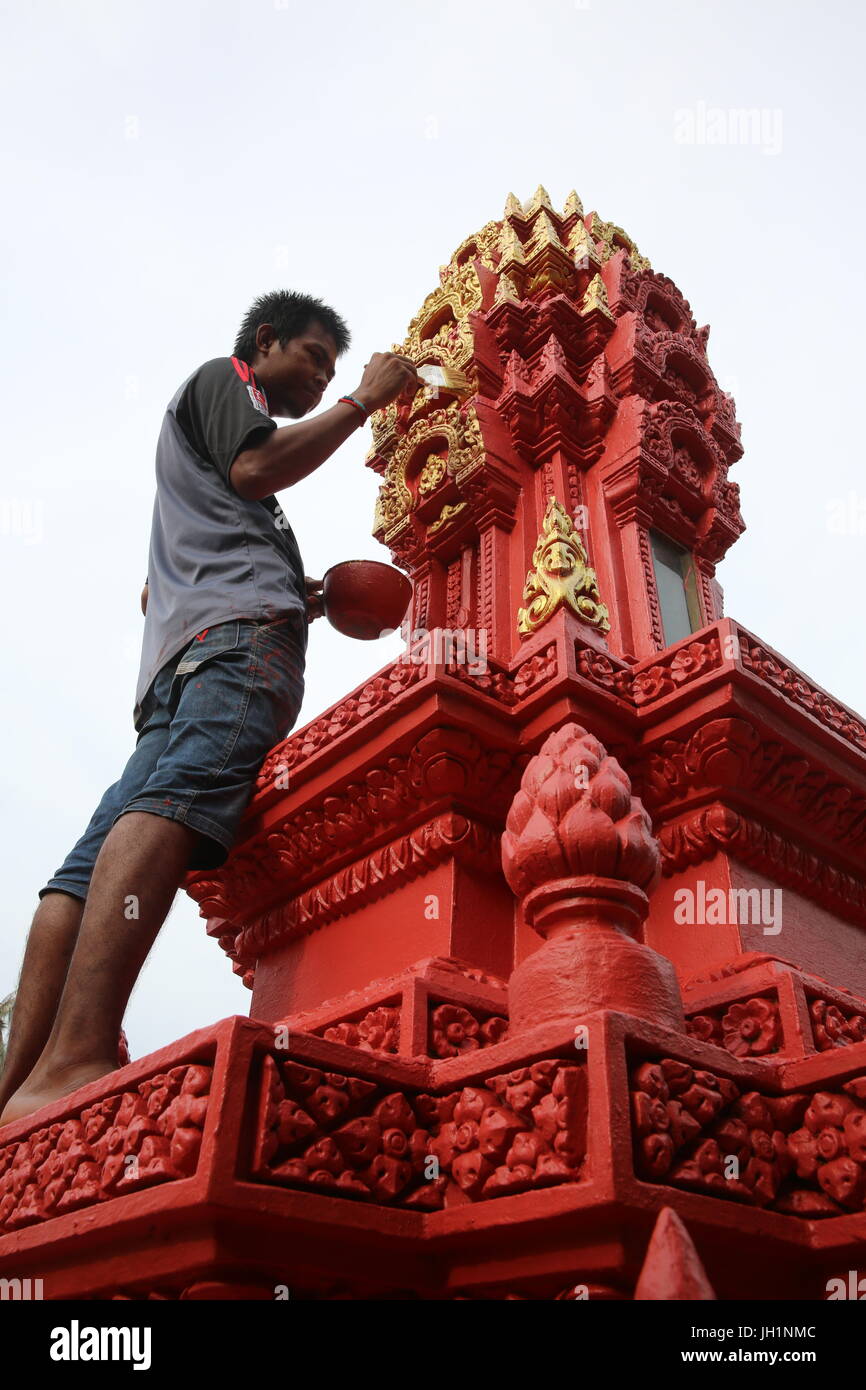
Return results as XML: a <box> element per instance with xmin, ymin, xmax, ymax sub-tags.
<box><xmin>338</xmin><ymin>393</ymin><xmax>368</xmax><ymax>420</ymax></box>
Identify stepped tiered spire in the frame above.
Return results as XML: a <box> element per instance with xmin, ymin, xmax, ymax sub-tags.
<box><xmin>367</xmin><ymin>187</ymin><xmax>742</xmax><ymax>666</ymax></box>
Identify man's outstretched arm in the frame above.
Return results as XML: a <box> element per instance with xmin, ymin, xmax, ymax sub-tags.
<box><xmin>140</xmin><ymin>581</ymin><xmax>148</xmax><ymax>616</ymax></box>
<box><xmin>230</xmin><ymin>352</ymin><xmax>420</xmax><ymax>502</ymax></box>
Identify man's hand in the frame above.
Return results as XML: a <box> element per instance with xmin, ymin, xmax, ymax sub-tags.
<box><xmin>305</xmin><ymin>575</ymin><xmax>325</xmax><ymax>622</ymax></box>
<box><xmin>353</xmin><ymin>353</ymin><xmax>422</xmax><ymax>414</ymax></box>
<box><xmin>140</xmin><ymin>583</ymin><xmax>149</xmax><ymax>617</ymax></box>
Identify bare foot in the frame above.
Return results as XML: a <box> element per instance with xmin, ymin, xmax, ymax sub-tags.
<box><xmin>0</xmin><ymin>1059</ymin><xmax>119</xmax><ymax>1130</ymax></box>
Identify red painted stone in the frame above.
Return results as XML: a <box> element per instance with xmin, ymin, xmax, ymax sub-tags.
<box><xmin>634</xmin><ymin>1207</ymin><xmax>716</xmax><ymax>1300</ymax></box>
<box><xmin>2</xmin><ymin>189</ymin><xmax>865</xmax><ymax>1301</ymax></box>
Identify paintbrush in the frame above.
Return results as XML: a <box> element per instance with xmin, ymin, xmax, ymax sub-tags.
<box><xmin>415</xmin><ymin>362</ymin><xmax>473</xmax><ymax>398</ymax></box>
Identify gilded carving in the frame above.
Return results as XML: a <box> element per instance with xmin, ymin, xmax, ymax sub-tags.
<box><xmin>522</xmin><ymin>184</ymin><xmax>555</xmax><ymax>219</ymax></box>
<box><xmin>493</xmin><ymin>272</ymin><xmax>520</xmax><ymax>305</ymax></box>
<box><xmin>428</xmin><ymin>501</ymin><xmax>467</xmax><ymax>534</ymax></box>
<box><xmin>503</xmin><ymin>191</ymin><xmax>524</xmax><ymax>220</ymax></box>
<box><xmin>517</xmin><ymin>497</ymin><xmax>610</xmax><ymax>634</ymax></box>
<box><xmin>527</xmin><ymin>209</ymin><xmax>564</xmax><ymax>253</ymax></box>
<box><xmin>588</xmin><ymin>213</ymin><xmax>651</xmax><ymax>272</ymax></box>
<box><xmin>418</xmin><ymin>454</ymin><xmax>447</xmax><ymax>495</ymax></box>
<box><xmin>373</xmin><ymin>403</ymin><xmax>485</xmax><ymax>541</ymax></box>
<box><xmin>579</xmin><ymin>273</ymin><xmax>615</xmax><ymax>320</ymax></box>
<box><xmin>395</xmin><ymin>240</ymin><xmax>485</xmax><ymax>382</ymax></box>
<box><xmin>567</xmin><ymin>217</ymin><xmax>602</xmax><ymax>267</ymax></box>
<box><xmin>445</xmin><ymin>219</ymin><xmax>501</xmax><ymax>275</ymax></box>
<box><xmin>366</xmin><ymin>400</ymin><xmax>399</xmax><ymax>460</ymax></box>
<box><xmin>372</xmin><ymin>473</ymin><xmax>412</xmax><ymax>533</ymax></box>
<box><xmin>562</xmin><ymin>188</ymin><xmax>585</xmax><ymax>221</ymax></box>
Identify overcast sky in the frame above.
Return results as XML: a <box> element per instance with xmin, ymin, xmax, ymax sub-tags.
<box><xmin>2</xmin><ymin>0</ymin><xmax>864</xmax><ymax>1060</ymax></box>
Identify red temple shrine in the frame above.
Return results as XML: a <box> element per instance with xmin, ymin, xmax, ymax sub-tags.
<box><xmin>3</xmin><ymin>187</ymin><xmax>866</xmax><ymax>1301</ymax></box>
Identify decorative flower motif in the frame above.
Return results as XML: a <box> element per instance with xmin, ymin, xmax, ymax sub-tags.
<box><xmin>686</xmin><ymin>1014</ymin><xmax>722</xmax><ymax>1045</ymax></box>
<box><xmin>721</xmin><ymin>998</ymin><xmax>781</xmax><ymax>1057</ymax></box>
<box><xmin>787</xmin><ymin>1126</ymin><xmax>819</xmax><ymax>1179</ymax></box>
<box><xmin>811</xmin><ymin>999</ymin><xmax>851</xmax><ymax>1050</ymax></box>
<box><xmin>327</xmin><ymin>701</ymin><xmax>357</xmax><ymax>736</ymax></box>
<box><xmin>577</xmin><ymin>652</ymin><xmax>615</xmax><ymax>686</ymax></box>
<box><xmin>430</xmin><ymin>1004</ymin><xmax>481</xmax><ymax>1058</ymax></box>
<box><xmin>322</xmin><ymin>1006</ymin><xmax>399</xmax><ymax>1054</ymax></box>
<box><xmin>480</xmin><ymin>1016</ymin><xmax>509</xmax><ymax>1047</ymax></box>
<box><xmin>816</xmin><ymin>1126</ymin><xmax>842</xmax><ymax>1161</ymax></box>
<box><xmin>356</xmin><ymin>678</ymin><xmax>389</xmax><ymax>720</ymax></box>
<box><xmin>745</xmin><ymin>646</ymin><xmax>783</xmax><ymax>685</ymax></box>
<box><xmin>633</xmin><ymin>667</ymin><xmax>673</xmax><ymax>704</ymax></box>
<box><xmin>670</xmin><ymin>640</ymin><xmax>718</xmax><ymax>684</ymax></box>
<box><xmin>357</xmin><ymin>1007</ymin><xmax>400</xmax><ymax>1053</ymax></box>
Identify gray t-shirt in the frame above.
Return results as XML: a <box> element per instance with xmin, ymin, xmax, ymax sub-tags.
<box><xmin>134</xmin><ymin>355</ymin><xmax>309</xmax><ymax>729</ymax></box>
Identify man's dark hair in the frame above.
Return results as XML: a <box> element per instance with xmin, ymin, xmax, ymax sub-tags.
<box><xmin>233</xmin><ymin>290</ymin><xmax>350</xmax><ymax>363</ymax></box>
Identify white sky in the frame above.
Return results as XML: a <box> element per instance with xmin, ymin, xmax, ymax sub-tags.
<box><xmin>2</xmin><ymin>0</ymin><xmax>864</xmax><ymax>1059</ymax></box>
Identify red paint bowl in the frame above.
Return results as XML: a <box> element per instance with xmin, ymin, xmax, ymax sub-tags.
<box><xmin>321</xmin><ymin>560</ymin><xmax>413</xmax><ymax>640</ymax></box>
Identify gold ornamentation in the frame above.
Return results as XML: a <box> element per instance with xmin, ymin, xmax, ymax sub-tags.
<box><xmin>460</xmin><ymin>404</ymin><xmax>483</xmax><ymax>455</ymax></box>
<box><xmin>429</xmin><ymin>501</ymin><xmax>467</xmax><ymax>534</ymax></box>
<box><xmin>523</xmin><ymin>184</ymin><xmax>554</xmax><ymax>218</ymax></box>
<box><xmin>503</xmin><ymin>191</ymin><xmax>524</xmax><ymax>220</ymax></box>
<box><xmin>567</xmin><ymin>218</ymin><xmax>602</xmax><ymax>267</ymax></box>
<box><xmin>372</xmin><ymin>403</ymin><xmax>484</xmax><ymax>539</ymax></box>
<box><xmin>372</xmin><ymin>474</ymin><xmax>411</xmax><ymax>533</ymax></box>
<box><xmin>366</xmin><ymin>400</ymin><xmax>399</xmax><ymax>461</ymax></box>
<box><xmin>418</xmin><ymin>454</ymin><xmax>447</xmax><ymax>494</ymax></box>
<box><xmin>370</xmin><ymin>191</ymin><xmax>649</xmax><ymax>558</ymax></box>
<box><xmin>580</xmin><ymin>273</ymin><xmax>615</xmax><ymax>320</ymax></box>
<box><xmin>402</xmin><ymin>306</ymin><xmax>474</xmax><ymax>376</ymax></box>
<box><xmin>518</xmin><ymin>498</ymin><xmax>610</xmax><ymax>634</ymax></box>
<box><xmin>587</xmin><ymin>214</ymin><xmax>651</xmax><ymax>272</ymax></box>
<box><xmin>563</xmin><ymin>189</ymin><xmax>585</xmax><ymax>221</ymax></box>
<box><xmin>494</xmin><ymin>272</ymin><xmax>520</xmax><ymax>305</ymax></box>
<box><xmin>498</xmin><ymin>223</ymin><xmax>526</xmax><ymax>271</ymax></box>
<box><xmin>446</xmin><ymin>220</ymin><xmax>501</xmax><ymax>275</ymax></box>
<box><xmin>527</xmin><ymin>210</ymin><xmax>563</xmax><ymax>252</ymax></box>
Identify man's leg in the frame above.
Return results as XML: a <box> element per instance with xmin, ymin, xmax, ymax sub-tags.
<box><xmin>1</xmin><ymin>616</ymin><xmax>305</xmax><ymax>1130</ymax></box>
<box><xmin>0</xmin><ymin>681</ymin><xmax>173</xmax><ymax>1121</ymax></box>
<box><xmin>0</xmin><ymin>892</ymin><xmax>84</xmax><ymax>1116</ymax></box>
<box><xmin>0</xmin><ymin>812</ymin><xmax>197</xmax><ymax>1128</ymax></box>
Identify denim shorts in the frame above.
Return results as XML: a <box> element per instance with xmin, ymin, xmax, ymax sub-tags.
<box><xmin>39</xmin><ymin>614</ymin><xmax>306</xmax><ymax>901</ymax></box>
